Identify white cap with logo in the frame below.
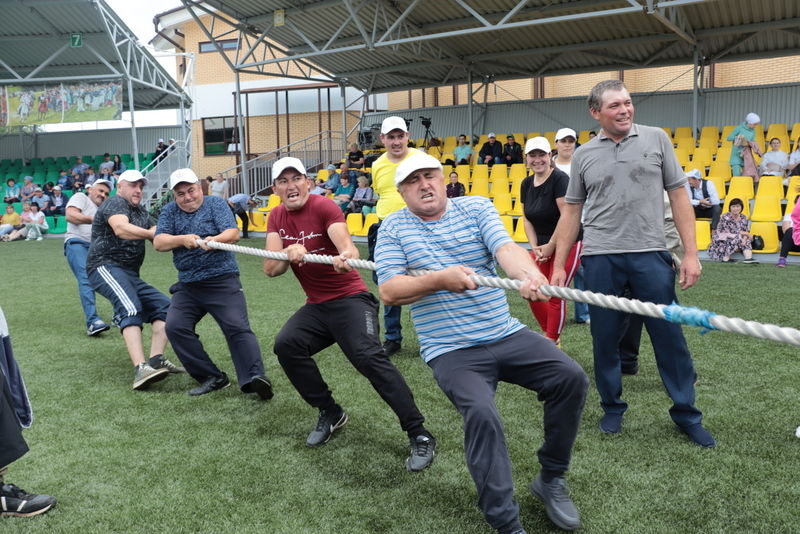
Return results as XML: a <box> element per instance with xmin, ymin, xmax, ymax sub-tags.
<box><xmin>525</xmin><ymin>137</ymin><xmax>552</xmax><ymax>154</ymax></box>
<box><xmin>555</xmin><ymin>128</ymin><xmax>577</xmax><ymax>141</ymax></box>
<box><xmin>381</xmin><ymin>116</ymin><xmax>408</xmax><ymax>135</ymax></box>
<box><xmin>394</xmin><ymin>151</ymin><xmax>442</xmax><ymax>187</ymax></box>
<box><xmin>90</xmin><ymin>178</ymin><xmax>113</xmax><ymax>189</ymax></box>
<box><xmin>272</xmin><ymin>157</ymin><xmax>307</xmax><ymax>179</ymax></box>
<box><xmin>118</xmin><ymin>169</ymin><xmax>148</xmax><ymax>184</ymax></box>
<box><xmin>169</xmin><ymin>168</ymin><xmax>199</xmax><ymax>189</ymax></box>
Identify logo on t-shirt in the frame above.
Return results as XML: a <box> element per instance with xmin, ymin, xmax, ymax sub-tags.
<box><xmin>279</xmin><ymin>228</ymin><xmax>325</xmax><ymax>253</ymax></box>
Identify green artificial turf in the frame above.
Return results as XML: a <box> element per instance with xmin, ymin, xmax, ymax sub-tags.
<box><xmin>1</xmin><ymin>238</ymin><xmax>798</xmax><ymax>533</ymax></box>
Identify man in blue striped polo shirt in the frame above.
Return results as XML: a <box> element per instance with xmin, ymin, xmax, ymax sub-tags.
<box><xmin>375</xmin><ymin>152</ymin><xmax>588</xmax><ymax>534</ymax></box>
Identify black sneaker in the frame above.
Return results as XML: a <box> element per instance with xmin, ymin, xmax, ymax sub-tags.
<box><xmin>0</xmin><ymin>483</ymin><xmax>57</xmax><ymax>517</ymax></box>
<box><xmin>188</xmin><ymin>374</ymin><xmax>231</xmax><ymax>396</ymax></box>
<box><xmin>406</xmin><ymin>434</ymin><xmax>436</xmax><ymax>472</ymax></box>
<box><xmin>247</xmin><ymin>376</ymin><xmax>274</xmax><ymax>400</ymax></box>
<box><xmin>306</xmin><ymin>407</ymin><xmax>347</xmax><ymax>447</ymax></box>
<box><xmin>382</xmin><ymin>339</ymin><xmax>402</xmax><ymax>357</ymax></box>
<box><xmin>529</xmin><ymin>475</ymin><xmax>581</xmax><ymax>531</ymax></box>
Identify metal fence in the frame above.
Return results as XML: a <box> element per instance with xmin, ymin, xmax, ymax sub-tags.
<box><xmin>220</xmin><ymin>130</ymin><xmax>346</xmax><ymax>199</ymax></box>
<box><xmin>141</xmin><ymin>141</ymin><xmax>189</xmax><ymax>211</ymax></box>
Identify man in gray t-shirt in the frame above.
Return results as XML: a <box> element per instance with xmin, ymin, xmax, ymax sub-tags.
<box><xmin>550</xmin><ymin>80</ymin><xmax>714</xmax><ymax>449</ymax></box>
<box><xmin>64</xmin><ymin>179</ymin><xmax>112</xmax><ymax>336</ymax></box>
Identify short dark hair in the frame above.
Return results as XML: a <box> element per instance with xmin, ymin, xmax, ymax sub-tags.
<box><xmin>728</xmin><ymin>197</ymin><xmax>744</xmax><ymax>210</ymax></box>
<box><xmin>588</xmin><ymin>80</ymin><xmax>628</xmax><ymax>112</ymax></box>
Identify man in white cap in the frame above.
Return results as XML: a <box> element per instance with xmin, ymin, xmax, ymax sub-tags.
<box><xmin>479</xmin><ymin>132</ymin><xmax>503</xmax><ymax>166</ymax></box>
<box><xmin>550</xmin><ymin>80</ymin><xmax>713</xmax><ymax>448</ymax></box>
<box><xmin>684</xmin><ymin>168</ymin><xmax>721</xmax><ymax>230</ymax></box>
<box><xmin>86</xmin><ymin>169</ymin><xmax>184</xmax><ymax>390</ymax></box>
<box><xmin>264</xmin><ymin>156</ymin><xmax>437</xmax><ymax>471</ymax></box>
<box><xmin>64</xmin><ymin>178</ymin><xmax>113</xmax><ymax>336</ymax></box>
<box><xmin>375</xmin><ymin>151</ymin><xmax>588</xmax><ymax>534</ymax></box>
<box><xmin>367</xmin><ymin>116</ymin><xmax>421</xmax><ymax>357</ymax></box>
<box><xmin>153</xmin><ymin>169</ymin><xmax>273</xmax><ymax>399</ymax></box>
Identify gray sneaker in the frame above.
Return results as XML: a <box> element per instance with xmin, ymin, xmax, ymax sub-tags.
<box><xmin>529</xmin><ymin>474</ymin><xmax>581</xmax><ymax>531</ymax></box>
<box><xmin>406</xmin><ymin>434</ymin><xmax>436</xmax><ymax>472</ymax></box>
<box><xmin>306</xmin><ymin>407</ymin><xmax>347</xmax><ymax>447</ymax></box>
<box><xmin>150</xmin><ymin>354</ymin><xmax>186</xmax><ymax>374</ymax></box>
<box><xmin>87</xmin><ymin>320</ymin><xmax>111</xmax><ymax>337</ymax></box>
<box><xmin>132</xmin><ymin>363</ymin><xmax>169</xmax><ymax>391</ymax></box>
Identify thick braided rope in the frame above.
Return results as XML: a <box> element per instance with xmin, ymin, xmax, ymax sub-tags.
<box><xmin>201</xmin><ymin>239</ymin><xmax>800</xmax><ymax>347</ymax></box>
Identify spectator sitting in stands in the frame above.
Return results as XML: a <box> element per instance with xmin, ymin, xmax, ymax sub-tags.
<box><xmin>777</xmin><ymin>186</ymin><xmax>800</xmax><ymax>267</ymax></box>
<box><xmin>43</xmin><ymin>182</ymin><xmax>55</xmax><ymax>197</ymax></box>
<box><xmin>347</xmin><ymin>143</ymin><xmax>365</xmax><ymax>169</ymax></box>
<box><xmin>84</xmin><ymin>167</ymin><xmax>98</xmax><ymax>187</ymax></box>
<box><xmin>479</xmin><ymin>133</ymin><xmax>503</xmax><ymax>166</ymax></box>
<box><xmin>502</xmin><ymin>135</ymin><xmax>523</xmax><ymax>164</ymax></box>
<box><xmin>684</xmin><ymin>168</ymin><xmax>722</xmax><ymax>230</ymax></box>
<box><xmin>446</xmin><ymin>171</ymin><xmax>465</xmax><ymax>198</ymax></box>
<box><xmin>71</xmin><ymin>170</ymin><xmax>84</xmax><ymax>192</ymax></box>
<box><xmin>23</xmin><ymin>202</ymin><xmax>48</xmax><ymax>241</ymax></box>
<box><xmin>322</xmin><ymin>163</ymin><xmax>343</xmax><ymax>192</ymax></box>
<box><xmin>707</xmin><ymin>198</ymin><xmax>757</xmax><ymax>264</ymax></box>
<box><xmin>56</xmin><ymin>170</ymin><xmax>72</xmax><ymax>191</ymax></box>
<box><xmin>310</xmin><ymin>180</ymin><xmax>327</xmax><ymax>195</ymax></box>
<box><xmin>19</xmin><ymin>177</ymin><xmax>36</xmax><ymax>202</ymax></box>
<box><xmin>2</xmin><ymin>203</ymin><xmax>31</xmax><ymax>241</ymax></box>
<box><xmin>45</xmin><ymin>186</ymin><xmax>68</xmax><ymax>216</ymax></box>
<box><xmin>98</xmin><ymin>153</ymin><xmax>115</xmax><ymax>174</ymax></box>
<box><xmin>453</xmin><ymin>134</ymin><xmax>473</xmax><ymax>165</ymax></box>
<box><xmin>333</xmin><ymin>173</ymin><xmax>355</xmax><ymax>212</ymax></box>
<box><xmin>588</xmin><ymin>131</ymin><xmax>597</xmax><ymax>140</ymax></box>
<box><xmin>98</xmin><ymin>166</ymin><xmax>114</xmax><ymax>185</ymax></box>
<box><xmin>4</xmin><ymin>179</ymin><xmax>20</xmax><ymax>203</ymax></box>
<box><xmin>29</xmin><ymin>187</ymin><xmax>49</xmax><ymax>211</ymax></box>
<box><xmin>789</xmin><ymin>144</ymin><xmax>800</xmax><ymax>177</ymax></box>
<box><xmin>71</xmin><ymin>156</ymin><xmax>89</xmax><ymax>179</ymax></box>
<box><xmin>347</xmin><ymin>175</ymin><xmax>377</xmax><ymax>215</ymax></box>
<box><xmin>0</xmin><ymin>204</ymin><xmax>21</xmax><ymax>236</ymax></box>
<box><xmin>112</xmin><ymin>154</ymin><xmax>126</xmax><ymax>174</ymax></box>
<box><xmin>759</xmin><ymin>137</ymin><xmax>789</xmax><ymax>179</ymax></box>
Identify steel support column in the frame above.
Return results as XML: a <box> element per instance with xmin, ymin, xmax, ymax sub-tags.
<box><xmin>127</xmin><ymin>76</ymin><xmax>139</xmax><ymax>170</ymax></box>
<box><xmin>235</xmin><ymin>71</ymin><xmax>249</xmax><ymax>196</ymax></box>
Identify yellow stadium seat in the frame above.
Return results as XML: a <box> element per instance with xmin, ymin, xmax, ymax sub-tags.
<box><xmin>709</xmin><ymin>160</ymin><xmax>731</xmax><ymax>180</ymax></box>
<box><xmin>697</xmin><ymin>137</ymin><xmax>719</xmax><ymax>154</ymax></box>
<box><xmin>695</xmin><ymin>220</ymin><xmax>711</xmax><ymax>251</ymax></box>
<box><xmin>543</xmin><ymin>131</ymin><xmax>556</xmax><ymax>146</ymax></box>
<box><xmin>493</xmin><ymin>193</ymin><xmax>512</xmax><ymax>215</ymax></box>
<box><xmin>441</xmin><ymin>165</ymin><xmax>453</xmax><ymax>181</ymax></box>
<box><xmin>755</xmin><ymin>175</ymin><xmax>783</xmax><ymax>200</ymax></box>
<box><xmin>527</xmin><ymin>132</ymin><xmax>541</xmax><ymax>140</ymax></box>
<box><xmin>316</xmin><ymin>169</ymin><xmax>329</xmax><ymax>182</ymax></box>
<box><xmin>264</xmin><ymin>194</ymin><xmax>282</xmax><ymax>211</ymax></box>
<box><xmin>721</xmin><ymin>125</ymin><xmax>736</xmax><ymax>140</ymax></box>
<box><xmin>477</xmin><ymin>135</ymin><xmax>489</xmax><ymax>147</ymax></box>
<box><xmin>508</xmin><ymin>199</ymin><xmax>524</xmax><ymax>216</ymax></box>
<box><xmin>727</xmin><ymin>176</ymin><xmax>754</xmax><ymax>201</ymax></box>
<box><xmin>513</xmin><ymin>217</ymin><xmax>528</xmax><ymax>243</ymax></box>
<box><xmin>673</xmin><ymin>127</ymin><xmax>694</xmax><ymax>141</ymax></box>
<box><xmin>469</xmin><ymin>175</ymin><xmax>489</xmax><ymax>197</ymax></box>
<box><xmin>499</xmin><ymin>215</ymin><xmax>514</xmax><ymax>237</ymax></box>
<box><xmin>508</xmin><ymin>163</ymin><xmax>527</xmax><ymax>182</ymax></box>
<box><xmin>691</xmin><ymin>147</ymin><xmax>713</xmax><ymax>170</ymax></box>
<box><xmin>455</xmin><ymin>165</ymin><xmax>471</xmax><ymax>191</ymax></box>
<box><xmin>699</xmin><ymin>126</ymin><xmax>719</xmax><ymax>143</ymax></box>
<box><xmin>354</xmin><ymin>213</ymin><xmax>378</xmax><ymax>237</ymax></box>
<box><xmin>490</xmin><ymin>176</ymin><xmax>509</xmax><ymax>198</ymax></box>
<box><xmin>346</xmin><ymin>213</ymin><xmax>363</xmax><ymax>235</ymax></box>
<box><xmin>512</xmin><ymin>133</ymin><xmax>525</xmax><ymax>145</ymax></box>
<box><xmin>706</xmin><ymin>176</ymin><xmax>727</xmax><ymax>200</ymax></box>
<box><xmin>750</xmin><ymin>196</ymin><xmax>782</xmax><ymax>222</ymax></box>
<box><xmin>490</xmin><ymin>163</ymin><xmax>508</xmax><ymax>180</ymax></box>
<box><xmin>673</xmin><ymin>147</ymin><xmax>691</xmax><ymax>167</ymax></box>
<box><xmin>675</xmin><ymin>137</ymin><xmax>696</xmax><ymax>155</ymax></box>
<box><xmin>440</xmin><ymin>153</ymin><xmax>454</xmax><ymax>164</ymax></box>
<box><xmin>749</xmin><ymin>221</ymin><xmax>779</xmax><ymax>253</ymax></box>
<box><xmin>723</xmin><ymin>196</ymin><xmax>750</xmax><ymax>217</ymax></box>
<box><xmin>716</xmin><ymin>145</ymin><xmax>732</xmax><ymax>164</ymax></box>
<box><xmin>766</xmin><ymin>123</ymin><xmax>788</xmax><ymax>142</ymax></box>
<box><xmin>471</xmin><ymin>164</ymin><xmax>489</xmax><ymax>182</ymax></box>
<box><xmin>785</xmin><ymin>194</ymin><xmax>799</xmax><ymax>218</ymax></box>
<box><xmin>578</xmin><ymin>130</ymin><xmax>592</xmax><ymax>144</ymax></box>
<box><xmin>786</xmin><ymin>177</ymin><xmax>800</xmax><ymax>200</ymax></box>
<box><xmin>248</xmin><ymin>212</ymin><xmax>267</xmax><ymax>232</ymax></box>
<box><xmin>662</xmin><ymin>127</ymin><xmax>672</xmax><ymax>140</ymax></box>
<box><xmin>442</xmin><ymin>136</ymin><xmax>457</xmax><ymax>153</ymax></box>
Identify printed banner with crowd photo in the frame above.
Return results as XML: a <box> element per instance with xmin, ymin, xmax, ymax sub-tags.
<box><xmin>0</xmin><ymin>81</ymin><xmax>123</xmax><ymax>127</ymax></box>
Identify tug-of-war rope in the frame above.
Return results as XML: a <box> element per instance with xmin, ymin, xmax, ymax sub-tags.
<box><xmin>200</xmin><ymin>239</ymin><xmax>800</xmax><ymax>348</ymax></box>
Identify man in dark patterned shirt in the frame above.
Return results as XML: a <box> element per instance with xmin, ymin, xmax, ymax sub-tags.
<box><xmin>86</xmin><ymin>169</ymin><xmax>184</xmax><ymax>391</ymax></box>
<box><xmin>154</xmin><ymin>169</ymin><xmax>273</xmax><ymax>399</ymax></box>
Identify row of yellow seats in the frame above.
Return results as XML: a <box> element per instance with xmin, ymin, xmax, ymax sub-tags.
<box><xmin>695</xmin><ymin>220</ymin><xmax>783</xmax><ymax>253</ymax></box>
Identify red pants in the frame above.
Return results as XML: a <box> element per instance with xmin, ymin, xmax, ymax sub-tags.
<box><xmin>529</xmin><ymin>241</ymin><xmax>582</xmax><ymax>341</ymax></box>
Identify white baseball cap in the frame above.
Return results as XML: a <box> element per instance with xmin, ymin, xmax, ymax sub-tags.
<box><xmin>90</xmin><ymin>178</ymin><xmax>113</xmax><ymax>189</ymax></box>
<box><xmin>555</xmin><ymin>128</ymin><xmax>577</xmax><ymax>141</ymax></box>
<box><xmin>381</xmin><ymin>116</ymin><xmax>408</xmax><ymax>135</ymax></box>
<box><xmin>488</xmin><ymin>132</ymin><xmax>497</xmax><ymax>138</ymax></box>
<box><xmin>394</xmin><ymin>151</ymin><xmax>442</xmax><ymax>187</ymax></box>
<box><xmin>170</xmin><ymin>168</ymin><xmax>199</xmax><ymax>189</ymax></box>
<box><xmin>525</xmin><ymin>136</ymin><xmax>551</xmax><ymax>154</ymax></box>
<box><xmin>118</xmin><ymin>169</ymin><xmax>148</xmax><ymax>184</ymax></box>
<box><xmin>685</xmin><ymin>169</ymin><xmax>703</xmax><ymax>180</ymax></box>
<box><xmin>53</xmin><ymin>185</ymin><xmax>61</xmax><ymax>191</ymax></box>
<box><xmin>272</xmin><ymin>157</ymin><xmax>307</xmax><ymax>179</ymax></box>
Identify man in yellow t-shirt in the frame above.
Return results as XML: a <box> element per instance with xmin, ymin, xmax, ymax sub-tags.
<box><xmin>0</xmin><ymin>204</ymin><xmax>21</xmax><ymax>237</ymax></box>
<box><xmin>367</xmin><ymin>116</ymin><xmax>422</xmax><ymax>357</ymax></box>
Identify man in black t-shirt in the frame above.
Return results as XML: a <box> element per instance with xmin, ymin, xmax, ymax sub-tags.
<box><xmin>87</xmin><ymin>170</ymin><xmax>184</xmax><ymax>391</ymax></box>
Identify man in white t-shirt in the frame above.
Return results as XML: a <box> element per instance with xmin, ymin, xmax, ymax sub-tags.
<box><xmin>65</xmin><ymin>179</ymin><xmax>112</xmax><ymax>336</ymax></box>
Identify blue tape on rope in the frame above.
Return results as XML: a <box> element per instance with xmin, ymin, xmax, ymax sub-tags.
<box><xmin>663</xmin><ymin>303</ymin><xmax>717</xmax><ymax>334</ymax></box>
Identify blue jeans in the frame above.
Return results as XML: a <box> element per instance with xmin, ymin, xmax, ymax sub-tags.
<box><xmin>572</xmin><ymin>265</ymin><xmax>590</xmax><ymax>323</ymax></box>
<box><xmin>64</xmin><ymin>239</ymin><xmax>100</xmax><ymax>326</ymax></box>
<box><xmin>581</xmin><ymin>252</ymin><xmax>702</xmax><ymax>427</ymax></box>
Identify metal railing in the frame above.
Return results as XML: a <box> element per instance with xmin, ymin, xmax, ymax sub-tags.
<box><xmin>141</xmin><ymin>140</ymin><xmax>190</xmax><ymax>211</ymax></box>
<box><xmin>220</xmin><ymin>130</ymin><xmax>346</xmax><ymax>198</ymax></box>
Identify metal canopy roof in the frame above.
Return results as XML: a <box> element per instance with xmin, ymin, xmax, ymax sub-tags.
<box><xmin>179</xmin><ymin>0</ymin><xmax>800</xmax><ymax>94</ymax></box>
<box><xmin>0</xmin><ymin>0</ymin><xmax>188</xmax><ymax>110</ymax></box>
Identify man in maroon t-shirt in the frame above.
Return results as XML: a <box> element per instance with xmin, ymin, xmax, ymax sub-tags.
<box><xmin>264</xmin><ymin>157</ymin><xmax>436</xmax><ymax>472</ymax></box>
